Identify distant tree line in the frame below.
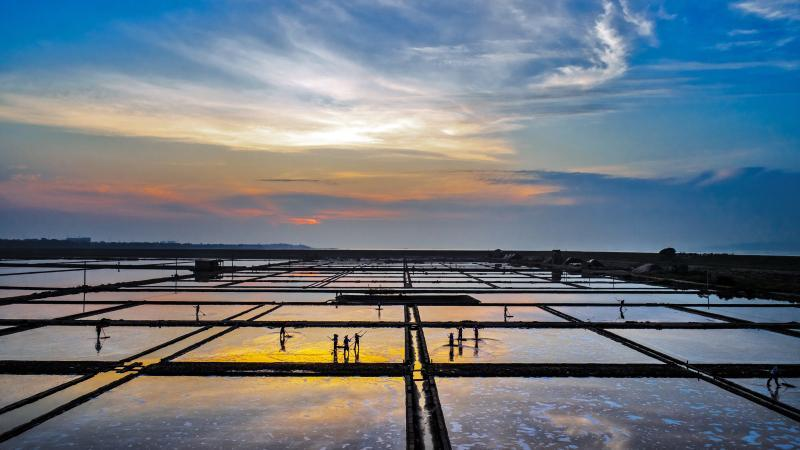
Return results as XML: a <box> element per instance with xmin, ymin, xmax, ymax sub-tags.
<box><xmin>0</xmin><ymin>238</ymin><xmax>311</xmax><ymax>250</ymax></box>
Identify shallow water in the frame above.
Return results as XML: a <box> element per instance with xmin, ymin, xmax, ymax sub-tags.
<box><xmin>437</xmin><ymin>377</ymin><xmax>800</xmax><ymax>449</ymax></box>
<box><xmin>261</xmin><ymin>304</ymin><xmax>404</xmax><ymax>322</ymax></box>
<box><xmin>176</xmin><ymin>327</ymin><xmax>405</xmax><ymax>363</ymax></box>
<box><xmin>2</xmin><ymin>376</ymin><xmax>406</xmax><ymax>449</ymax></box>
<box><xmin>426</xmin><ymin>328</ymin><xmax>659</xmax><ymax>364</ymax></box>
<box><xmin>614</xmin><ymin>329</ymin><xmax>800</xmax><ymax>364</ymax></box>
<box><xmin>553</xmin><ymin>306</ymin><xmax>721</xmax><ymax>323</ymax></box>
<box><xmin>0</xmin><ymin>326</ymin><xmax>198</xmax><ymax>361</ymax></box>
<box><xmin>419</xmin><ymin>305</ymin><xmax>564</xmax><ymax>322</ymax></box>
<box><xmin>0</xmin><ymin>375</ymin><xmax>79</xmax><ymax>409</ymax></box>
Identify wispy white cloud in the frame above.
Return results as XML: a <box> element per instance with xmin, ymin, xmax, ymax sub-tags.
<box><xmin>732</xmin><ymin>0</ymin><xmax>800</xmax><ymax>21</ymax></box>
<box><xmin>0</xmin><ymin>0</ymin><xmax>664</xmax><ymax>160</ymax></box>
<box><xmin>536</xmin><ymin>1</ymin><xmax>628</xmax><ymax>89</ymax></box>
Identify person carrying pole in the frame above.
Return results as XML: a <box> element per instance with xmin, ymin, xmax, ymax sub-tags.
<box><xmin>354</xmin><ymin>331</ymin><xmax>365</xmax><ymax>353</ymax></box>
<box><xmin>330</xmin><ymin>333</ymin><xmax>339</xmax><ymax>354</ymax></box>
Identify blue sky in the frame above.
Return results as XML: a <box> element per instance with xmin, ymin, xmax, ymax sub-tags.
<box><xmin>0</xmin><ymin>0</ymin><xmax>798</xmax><ymax>251</ymax></box>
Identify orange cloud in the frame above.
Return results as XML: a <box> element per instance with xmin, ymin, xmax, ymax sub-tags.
<box><xmin>287</xmin><ymin>217</ymin><xmax>320</xmax><ymax>225</ymax></box>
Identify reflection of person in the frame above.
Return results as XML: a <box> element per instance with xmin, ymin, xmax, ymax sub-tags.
<box><xmin>94</xmin><ymin>322</ymin><xmax>109</xmax><ymax>353</ymax></box>
<box><xmin>457</xmin><ymin>327</ymin><xmax>464</xmax><ymax>344</ymax></box>
<box><xmin>280</xmin><ymin>326</ymin><xmax>286</xmax><ymax>340</ymax></box>
<box><xmin>448</xmin><ymin>333</ymin><xmax>454</xmax><ymax>347</ymax></box>
<box><xmin>768</xmin><ymin>382</ymin><xmax>781</xmax><ymax>401</ymax></box>
<box><xmin>473</xmin><ymin>326</ymin><xmax>479</xmax><ymax>347</ymax></box>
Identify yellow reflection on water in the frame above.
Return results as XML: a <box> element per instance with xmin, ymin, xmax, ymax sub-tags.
<box><xmin>177</xmin><ymin>328</ymin><xmax>405</xmax><ymax>363</ymax></box>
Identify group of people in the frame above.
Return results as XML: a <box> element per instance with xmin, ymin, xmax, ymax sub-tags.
<box><xmin>330</xmin><ymin>332</ymin><xmax>364</xmax><ymax>355</ymax></box>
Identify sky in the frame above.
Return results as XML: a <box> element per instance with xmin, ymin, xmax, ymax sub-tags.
<box><xmin>0</xmin><ymin>0</ymin><xmax>798</xmax><ymax>251</ymax></box>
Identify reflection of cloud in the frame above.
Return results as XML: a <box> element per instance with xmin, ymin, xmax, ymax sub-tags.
<box><xmin>547</xmin><ymin>413</ymin><xmax>631</xmax><ymax>450</ymax></box>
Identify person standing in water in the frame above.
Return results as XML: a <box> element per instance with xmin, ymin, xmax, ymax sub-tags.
<box><xmin>343</xmin><ymin>335</ymin><xmax>351</xmax><ymax>356</ymax></box>
<box><xmin>353</xmin><ymin>332</ymin><xmax>363</xmax><ymax>353</ymax></box>
<box><xmin>768</xmin><ymin>365</ymin><xmax>780</xmax><ymax>388</ymax></box>
<box><xmin>331</xmin><ymin>333</ymin><xmax>339</xmax><ymax>353</ymax></box>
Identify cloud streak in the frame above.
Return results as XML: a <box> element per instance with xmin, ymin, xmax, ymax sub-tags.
<box><xmin>0</xmin><ymin>1</ymin><xmax>668</xmax><ymax>161</ymax></box>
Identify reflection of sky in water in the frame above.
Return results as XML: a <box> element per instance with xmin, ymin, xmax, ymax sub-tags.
<box><xmin>472</xmin><ymin>293</ymin><xmax>787</xmax><ymax>305</ymax></box>
<box><xmin>554</xmin><ymin>306</ymin><xmax>721</xmax><ymax>323</ymax></box>
<box><xmin>730</xmin><ymin>378</ymin><xmax>800</xmax><ymax>409</ymax></box>
<box><xmin>176</xmin><ymin>328</ymin><xmax>405</xmax><ymax>363</ymax></box>
<box><xmin>688</xmin><ymin>307</ymin><xmax>800</xmax><ymax>324</ymax></box>
<box><xmin>0</xmin><ymin>289</ymin><xmax>42</xmax><ymax>298</ymax></box>
<box><xmin>3</xmin><ymin>376</ymin><xmax>406</xmax><ymax>449</ymax></box>
<box><xmin>0</xmin><ymin>326</ymin><xmax>196</xmax><ymax>361</ymax></box>
<box><xmin>0</xmin><ymin>375</ymin><xmax>79</xmax><ymax>409</ymax></box>
<box><xmin>427</xmin><ymin>328</ymin><xmax>658</xmax><ymax>364</ymax></box>
<box><xmin>419</xmin><ymin>306</ymin><xmax>563</xmax><ymax>322</ymax></box>
<box><xmin>79</xmin><ymin>304</ymin><xmax>249</xmax><ymax>321</ymax></box>
<box><xmin>0</xmin><ymin>303</ymin><xmax>117</xmax><ymax>319</ymax></box>
<box><xmin>438</xmin><ymin>377</ymin><xmax>800</xmax><ymax>449</ymax></box>
<box><xmin>261</xmin><ymin>305</ymin><xmax>403</xmax><ymax>322</ymax></box>
<box><xmin>615</xmin><ymin>330</ymin><xmax>800</xmax><ymax>364</ymax></box>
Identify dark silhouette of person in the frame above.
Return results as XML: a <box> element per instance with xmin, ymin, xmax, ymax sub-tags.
<box><xmin>194</xmin><ymin>304</ymin><xmax>203</xmax><ymax>322</ymax></box>
<box><xmin>768</xmin><ymin>365</ymin><xmax>780</xmax><ymax>388</ymax></box>
<box><xmin>618</xmin><ymin>299</ymin><xmax>625</xmax><ymax>320</ymax></box>
<box><xmin>354</xmin><ymin>332</ymin><xmax>362</xmax><ymax>352</ymax></box>
<box><xmin>280</xmin><ymin>326</ymin><xmax>286</xmax><ymax>340</ymax></box>
<box><xmin>94</xmin><ymin>321</ymin><xmax>109</xmax><ymax>353</ymax></box>
<box><xmin>343</xmin><ymin>335</ymin><xmax>351</xmax><ymax>357</ymax></box>
<box><xmin>448</xmin><ymin>332</ymin><xmax>454</xmax><ymax>347</ymax></box>
<box><xmin>457</xmin><ymin>327</ymin><xmax>464</xmax><ymax>345</ymax></box>
<box><xmin>331</xmin><ymin>333</ymin><xmax>339</xmax><ymax>351</ymax></box>
<box><xmin>473</xmin><ymin>326</ymin><xmax>479</xmax><ymax>347</ymax></box>
<box><xmin>449</xmin><ymin>344</ymin><xmax>454</xmax><ymax>362</ymax></box>
<box><xmin>504</xmin><ymin>306</ymin><xmax>513</xmax><ymax>322</ymax></box>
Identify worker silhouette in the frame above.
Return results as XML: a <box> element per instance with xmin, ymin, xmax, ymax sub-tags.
<box><xmin>457</xmin><ymin>327</ymin><xmax>464</xmax><ymax>346</ymax></box>
<box><xmin>618</xmin><ymin>299</ymin><xmax>625</xmax><ymax>320</ymax></box>
<box><xmin>354</xmin><ymin>332</ymin><xmax>364</xmax><ymax>353</ymax></box>
<box><xmin>343</xmin><ymin>335</ymin><xmax>351</xmax><ymax>358</ymax></box>
<box><xmin>448</xmin><ymin>332</ymin><xmax>455</xmax><ymax>348</ymax></box>
<box><xmin>94</xmin><ymin>320</ymin><xmax>110</xmax><ymax>354</ymax></box>
<box><xmin>194</xmin><ymin>304</ymin><xmax>205</xmax><ymax>322</ymax></box>
<box><xmin>504</xmin><ymin>306</ymin><xmax>513</xmax><ymax>322</ymax></box>
<box><xmin>473</xmin><ymin>326</ymin><xmax>479</xmax><ymax>347</ymax></box>
<box><xmin>768</xmin><ymin>366</ymin><xmax>780</xmax><ymax>388</ymax></box>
